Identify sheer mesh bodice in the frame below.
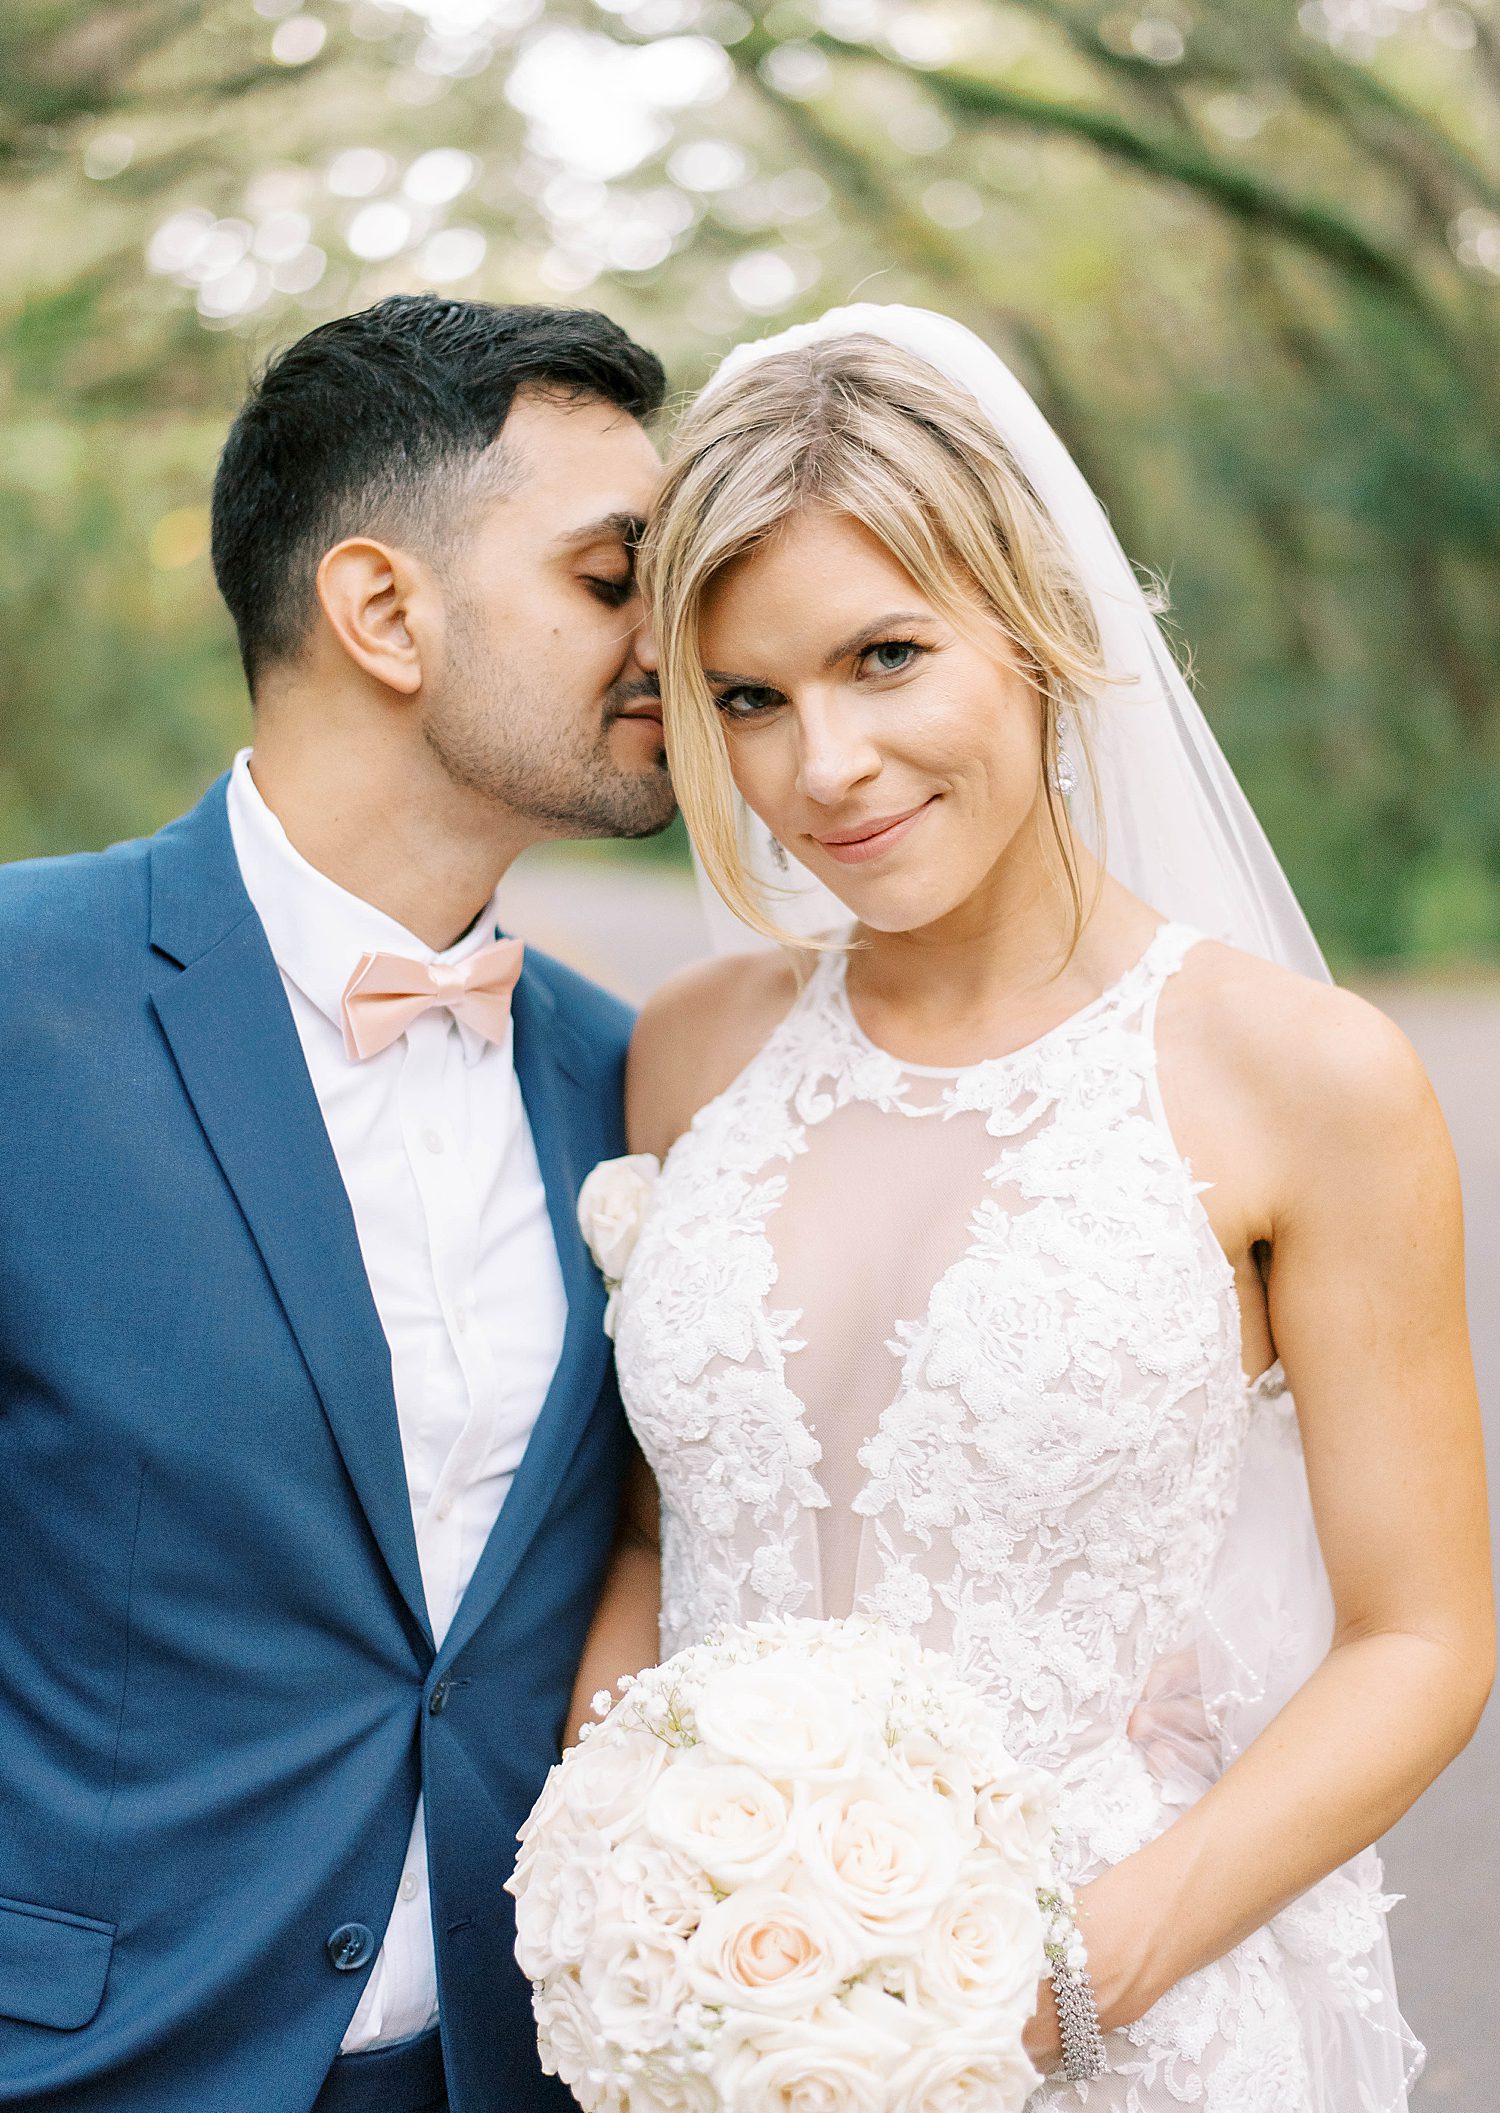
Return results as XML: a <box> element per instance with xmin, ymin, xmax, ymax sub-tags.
<box><xmin>610</xmin><ymin>924</ymin><xmax>1416</xmax><ymax>2112</ymax></box>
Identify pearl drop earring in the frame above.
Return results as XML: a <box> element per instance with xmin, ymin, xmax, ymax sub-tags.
<box><xmin>1050</xmin><ymin>711</ymin><xmax>1079</xmax><ymax>799</ymax></box>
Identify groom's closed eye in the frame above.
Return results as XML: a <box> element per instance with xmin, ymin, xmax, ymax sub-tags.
<box><xmin>584</xmin><ymin>566</ymin><xmax>637</xmax><ymax>608</ymax></box>
<box><xmin>555</xmin><ymin>510</ymin><xmax>648</xmax><ymax>609</ymax></box>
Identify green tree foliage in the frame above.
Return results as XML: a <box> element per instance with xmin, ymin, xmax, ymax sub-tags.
<box><xmin>2</xmin><ymin>0</ymin><xmax>1496</xmax><ymax>964</ymax></box>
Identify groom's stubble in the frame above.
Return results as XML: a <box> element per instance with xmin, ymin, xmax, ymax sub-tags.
<box><xmin>420</xmin><ymin>582</ymin><xmax>676</xmax><ymax>842</ymax></box>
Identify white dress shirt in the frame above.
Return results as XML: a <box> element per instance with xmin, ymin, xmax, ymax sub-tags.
<box><xmin>225</xmin><ymin>751</ymin><xmax>568</xmax><ymax>2050</ymax></box>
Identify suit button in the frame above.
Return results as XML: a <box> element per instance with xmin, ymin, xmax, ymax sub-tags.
<box><xmin>428</xmin><ymin>1678</ymin><xmax>451</xmax><ymax>1717</ymax></box>
<box><xmin>327</xmin><ymin>1923</ymin><xmax>375</xmax><ymax>1972</ymax></box>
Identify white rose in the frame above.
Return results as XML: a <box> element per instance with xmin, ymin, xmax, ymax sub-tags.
<box><xmin>512</xmin><ymin>1831</ymin><xmax>622</xmax><ymax>1980</ymax></box>
<box><xmin>888</xmin><ymin>2041</ymin><xmax>1038</xmax><ymax>2113</ymax></box>
<box><xmin>800</xmin><ymin>1776</ymin><xmax>965</xmax><ymax>1946</ymax></box>
<box><xmin>646</xmin><ymin>1754</ymin><xmax>794</xmax><ymax>1887</ymax></box>
<box><xmin>713</xmin><ymin>1987</ymin><xmax>912</xmax><ymax>2110</ymax></box>
<box><xmin>512</xmin><ymin>1841</ymin><xmax>568</xmax><ymax>1979</ymax></box>
<box><xmin>611</xmin><ymin>1838</ymin><xmax>717</xmax><ymax>1941</ymax></box>
<box><xmin>562</xmin><ymin>1726</ymin><xmax>667</xmax><ymax>1842</ymax></box>
<box><xmin>713</xmin><ymin>2036</ymin><xmax>888</xmax><ymax>2113</ymax></box>
<box><xmin>578</xmin><ymin>1153</ymin><xmax>659</xmax><ymax>1297</ymax></box>
<box><xmin>890</xmin><ymin>1732</ymin><xmax>979</xmax><ymax>1836</ymax></box>
<box><xmin>809</xmin><ymin>1621</ymin><xmax>918</xmax><ymax>1701</ymax></box>
<box><xmin>579</xmin><ymin>1921</ymin><xmax>689</xmax><ymax>2054</ymax></box>
<box><xmin>534</xmin><ymin>1969</ymin><xmax>606</xmax><ymax>2101</ymax></box>
<box><xmin>916</xmin><ymin>1874</ymin><xmax>1047</xmax><ymax>2017</ymax></box>
<box><xmin>629</xmin><ymin>2066</ymin><xmax>719</xmax><ymax>2113</ymax></box>
<box><xmin>688</xmin><ymin>1885</ymin><xmax>856</xmax><ymax>2014</ymax></box>
<box><xmin>973</xmin><ymin>1772</ymin><xmax>1054</xmax><ymax>1868</ymax></box>
<box><xmin>692</xmin><ymin>1655</ymin><xmax>857</xmax><ymax>1781</ymax></box>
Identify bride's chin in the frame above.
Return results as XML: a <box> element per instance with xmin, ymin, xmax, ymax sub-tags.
<box><xmin>819</xmin><ymin>874</ymin><xmax>967</xmax><ymax>936</ymax></box>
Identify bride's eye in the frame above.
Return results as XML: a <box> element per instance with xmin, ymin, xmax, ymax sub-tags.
<box><xmin>714</xmin><ymin>683</ymin><xmax>785</xmax><ymax>720</ymax></box>
<box><xmin>861</xmin><ymin>639</ymin><xmax>923</xmax><ymax>677</ymax></box>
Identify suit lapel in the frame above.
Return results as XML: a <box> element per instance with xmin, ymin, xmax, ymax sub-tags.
<box><xmin>435</xmin><ymin>961</ymin><xmax>613</xmax><ymax>1670</ymax></box>
<box><xmin>147</xmin><ymin>783</ymin><xmax>433</xmax><ymax>1653</ymax></box>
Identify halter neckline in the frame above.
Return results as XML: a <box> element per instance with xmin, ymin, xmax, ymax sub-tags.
<box><xmin>822</xmin><ymin>920</ymin><xmax>1199</xmax><ymax>1080</ymax></box>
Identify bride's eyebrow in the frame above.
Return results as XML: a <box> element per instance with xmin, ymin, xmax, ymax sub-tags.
<box><xmin>822</xmin><ymin>612</ymin><xmax>933</xmax><ymax>666</ymax></box>
<box><xmin>702</xmin><ymin>666</ymin><xmax>769</xmax><ymax>687</ymax></box>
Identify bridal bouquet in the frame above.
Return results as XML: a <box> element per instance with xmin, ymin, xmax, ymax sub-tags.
<box><xmin>508</xmin><ymin>1617</ymin><xmax>1055</xmax><ymax>2113</ymax></box>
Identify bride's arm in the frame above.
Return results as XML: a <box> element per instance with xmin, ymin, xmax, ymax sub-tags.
<box><xmin>1032</xmin><ymin>978</ymin><xmax>1494</xmax><ymax>2062</ymax></box>
<box><xmin>564</xmin><ymin>1444</ymin><xmax>661</xmax><ymax>1748</ymax></box>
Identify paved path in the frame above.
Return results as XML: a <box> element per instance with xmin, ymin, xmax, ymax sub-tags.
<box><xmin>499</xmin><ymin>853</ymin><xmax>1498</xmax><ymax>2101</ymax></box>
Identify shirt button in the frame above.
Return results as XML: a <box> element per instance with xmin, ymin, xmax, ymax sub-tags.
<box><xmin>400</xmin><ymin>1873</ymin><xmax>419</xmax><ymax>1903</ymax></box>
<box><xmin>423</xmin><ymin>1128</ymin><xmax>444</xmax><ymax>1155</ymax></box>
<box><xmin>435</xmin><ymin>1495</ymin><xmax>453</xmax><ymax>1521</ymax></box>
<box><xmin>454</xmin><ymin>1307</ymin><xmax>470</xmax><ymax>1335</ymax></box>
<box><xmin>326</xmin><ymin>1922</ymin><xmax>376</xmax><ymax>1972</ymax></box>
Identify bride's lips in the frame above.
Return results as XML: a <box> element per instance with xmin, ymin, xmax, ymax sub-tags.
<box><xmin>811</xmin><ymin>799</ymin><xmax>933</xmax><ymax>865</ymax></box>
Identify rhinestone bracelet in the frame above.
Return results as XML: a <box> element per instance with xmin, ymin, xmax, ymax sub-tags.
<box><xmin>1037</xmin><ymin>1883</ymin><xmax>1108</xmax><ymax>2084</ymax></box>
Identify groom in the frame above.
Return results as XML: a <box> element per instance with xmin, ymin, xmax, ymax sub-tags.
<box><xmin>0</xmin><ymin>297</ymin><xmax>672</xmax><ymax>2112</ymax></box>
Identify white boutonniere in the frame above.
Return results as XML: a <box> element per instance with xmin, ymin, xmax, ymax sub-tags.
<box><xmin>577</xmin><ymin>1153</ymin><xmax>660</xmax><ymax>1338</ymax></box>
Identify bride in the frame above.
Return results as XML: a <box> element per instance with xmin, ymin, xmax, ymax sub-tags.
<box><xmin>565</xmin><ymin>308</ymin><xmax>1492</xmax><ymax>2110</ymax></box>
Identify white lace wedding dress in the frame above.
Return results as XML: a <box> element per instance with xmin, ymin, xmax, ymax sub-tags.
<box><xmin>609</xmin><ymin>923</ymin><xmax>1418</xmax><ymax>2111</ymax></box>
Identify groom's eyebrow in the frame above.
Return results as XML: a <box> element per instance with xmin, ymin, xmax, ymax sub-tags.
<box><xmin>552</xmin><ymin>511</ymin><xmax>648</xmax><ymax>554</ymax></box>
<box><xmin>824</xmin><ymin>614</ymin><xmax>931</xmax><ymax>667</ymax></box>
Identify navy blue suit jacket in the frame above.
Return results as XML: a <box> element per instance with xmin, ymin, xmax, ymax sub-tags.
<box><xmin>0</xmin><ymin>777</ymin><xmax>633</xmax><ymax>2111</ymax></box>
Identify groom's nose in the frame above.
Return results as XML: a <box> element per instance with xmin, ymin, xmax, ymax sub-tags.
<box><xmin>631</xmin><ymin>610</ymin><xmax>659</xmax><ymax>674</ymax></box>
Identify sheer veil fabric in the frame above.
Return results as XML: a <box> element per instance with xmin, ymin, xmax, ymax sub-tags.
<box><xmin>682</xmin><ymin>306</ymin><xmax>1420</xmax><ymax>2108</ymax></box>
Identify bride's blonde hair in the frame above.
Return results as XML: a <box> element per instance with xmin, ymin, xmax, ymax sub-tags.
<box><xmin>640</xmin><ymin>334</ymin><xmax>1109</xmax><ymax>949</ymax></box>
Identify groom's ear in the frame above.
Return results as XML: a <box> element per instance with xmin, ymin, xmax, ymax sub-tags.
<box><xmin>315</xmin><ymin>536</ymin><xmax>429</xmax><ymax>697</ymax></box>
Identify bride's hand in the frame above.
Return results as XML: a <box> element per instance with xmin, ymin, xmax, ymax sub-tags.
<box><xmin>1020</xmin><ymin>1865</ymin><xmax>1172</xmax><ymax>2072</ymax></box>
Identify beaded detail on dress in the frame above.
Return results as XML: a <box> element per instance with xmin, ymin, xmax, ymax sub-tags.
<box><xmin>610</xmin><ymin>922</ymin><xmax>1415</xmax><ymax>2112</ymax></box>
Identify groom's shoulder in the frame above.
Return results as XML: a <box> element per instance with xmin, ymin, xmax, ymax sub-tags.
<box><xmin>521</xmin><ymin>945</ymin><xmax>634</xmax><ymax>1070</ymax></box>
<box><xmin>0</xmin><ymin>833</ymin><xmax>153</xmax><ymax>969</ymax></box>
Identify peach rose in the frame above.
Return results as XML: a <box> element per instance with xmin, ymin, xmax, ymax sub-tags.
<box><xmin>688</xmin><ymin>1886</ymin><xmax>855</xmax><ymax>2014</ymax></box>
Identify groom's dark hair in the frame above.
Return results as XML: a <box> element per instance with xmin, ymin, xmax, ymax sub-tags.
<box><xmin>211</xmin><ymin>293</ymin><xmax>667</xmax><ymax>688</ymax></box>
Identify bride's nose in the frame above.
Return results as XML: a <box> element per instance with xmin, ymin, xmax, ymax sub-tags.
<box><xmin>793</xmin><ymin>693</ymin><xmax>881</xmax><ymax>809</ymax></box>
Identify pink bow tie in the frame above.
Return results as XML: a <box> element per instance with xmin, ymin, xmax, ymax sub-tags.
<box><xmin>340</xmin><ymin>938</ymin><xmax>524</xmax><ymax>1061</ymax></box>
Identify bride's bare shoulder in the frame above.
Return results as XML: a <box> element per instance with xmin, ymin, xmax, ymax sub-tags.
<box><xmin>1168</xmin><ymin>938</ymin><xmax>1438</xmax><ymax>1154</ymax></box>
<box><xmin>626</xmin><ymin>949</ymin><xmax>804</xmax><ymax>1159</ymax></box>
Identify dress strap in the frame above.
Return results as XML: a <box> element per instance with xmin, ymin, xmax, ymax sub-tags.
<box><xmin>1138</xmin><ymin>924</ymin><xmax>1203</xmax><ymax>1141</ymax></box>
<box><xmin>1139</xmin><ymin>919</ymin><xmax>1203</xmax><ymax>986</ymax></box>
